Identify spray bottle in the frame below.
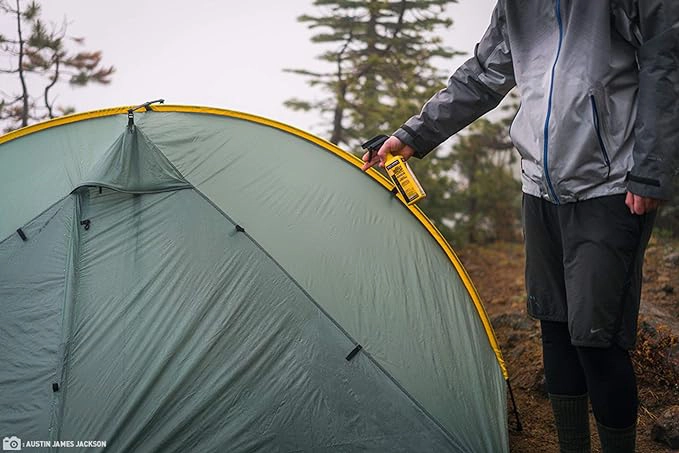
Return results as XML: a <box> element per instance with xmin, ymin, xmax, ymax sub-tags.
<box><xmin>361</xmin><ymin>135</ymin><xmax>427</xmax><ymax>206</ymax></box>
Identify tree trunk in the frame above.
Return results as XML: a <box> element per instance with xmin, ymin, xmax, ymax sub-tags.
<box><xmin>15</xmin><ymin>0</ymin><xmax>29</xmax><ymax>127</ymax></box>
<box><xmin>330</xmin><ymin>82</ymin><xmax>347</xmax><ymax>145</ymax></box>
<box><xmin>44</xmin><ymin>56</ymin><xmax>60</xmax><ymax>119</ymax></box>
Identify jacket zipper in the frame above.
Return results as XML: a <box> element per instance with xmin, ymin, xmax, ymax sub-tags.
<box><xmin>589</xmin><ymin>95</ymin><xmax>612</xmax><ymax>179</ymax></box>
<box><xmin>543</xmin><ymin>0</ymin><xmax>564</xmax><ymax>204</ymax></box>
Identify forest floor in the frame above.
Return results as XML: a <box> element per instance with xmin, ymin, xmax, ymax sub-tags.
<box><xmin>457</xmin><ymin>237</ymin><xmax>679</xmax><ymax>453</ymax></box>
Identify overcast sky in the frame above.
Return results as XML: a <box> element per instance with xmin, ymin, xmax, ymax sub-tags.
<box><xmin>4</xmin><ymin>0</ymin><xmax>496</xmax><ymax>137</ymax></box>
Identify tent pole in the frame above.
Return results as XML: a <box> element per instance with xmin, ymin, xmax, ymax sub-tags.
<box><xmin>507</xmin><ymin>378</ymin><xmax>523</xmax><ymax>432</ymax></box>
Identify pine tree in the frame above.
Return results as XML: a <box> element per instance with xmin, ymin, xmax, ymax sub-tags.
<box><xmin>285</xmin><ymin>0</ymin><xmax>460</xmax><ymax>147</ymax></box>
<box><xmin>0</xmin><ymin>0</ymin><xmax>114</xmax><ymax>131</ymax></box>
<box><xmin>286</xmin><ymin>0</ymin><xmax>464</xmax><ymax>242</ymax></box>
<box><xmin>446</xmin><ymin>112</ymin><xmax>522</xmax><ymax>244</ymax></box>
<box><xmin>288</xmin><ymin>0</ymin><xmax>524</xmax><ymax>245</ymax></box>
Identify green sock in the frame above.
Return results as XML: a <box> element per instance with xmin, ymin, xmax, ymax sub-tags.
<box><xmin>596</xmin><ymin>422</ymin><xmax>636</xmax><ymax>453</ymax></box>
<box><xmin>549</xmin><ymin>393</ymin><xmax>591</xmax><ymax>453</ymax></box>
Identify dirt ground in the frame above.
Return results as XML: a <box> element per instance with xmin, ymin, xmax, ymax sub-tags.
<box><xmin>457</xmin><ymin>236</ymin><xmax>679</xmax><ymax>453</ymax></box>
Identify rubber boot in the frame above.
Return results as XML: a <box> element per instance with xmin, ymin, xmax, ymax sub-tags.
<box><xmin>596</xmin><ymin>422</ymin><xmax>636</xmax><ymax>453</ymax></box>
<box><xmin>549</xmin><ymin>393</ymin><xmax>591</xmax><ymax>453</ymax></box>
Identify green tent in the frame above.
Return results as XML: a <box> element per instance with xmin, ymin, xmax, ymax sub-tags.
<box><xmin>0</xmin><ymin>105</ymin><xmax>509</xmax><ymax>452</ymax></box>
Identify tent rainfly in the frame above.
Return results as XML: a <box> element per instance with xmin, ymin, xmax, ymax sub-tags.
<box><xmin>0</xmin><ymin>105</ymin><xmax>510</xmax><ymax>453</ymax></box>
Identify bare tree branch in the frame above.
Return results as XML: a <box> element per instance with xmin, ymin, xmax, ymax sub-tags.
<box><xmin>43</xmin><ymin>51</ymin><xmax>57</xmax><ymax>117</ymax></box>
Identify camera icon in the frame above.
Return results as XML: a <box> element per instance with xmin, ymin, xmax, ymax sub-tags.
<box><xmin>2</xmin><ymin>436</ymin><xmax>21</xmax><ymax>451</ymax></box>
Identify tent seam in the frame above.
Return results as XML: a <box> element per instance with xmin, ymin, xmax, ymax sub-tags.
<box><xmin>0</xmin><ymin>195</ymin><xmax>72</xmax><ymax>245</ymax></box>
<box><xmin>48</xmin><ymin>193</ymin><xmax>81</xmax><ymax>443</ymax></box>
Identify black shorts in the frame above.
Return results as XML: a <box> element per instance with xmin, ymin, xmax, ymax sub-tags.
<box><xmin>522</xmin><ymin>193</ymin><xmax>655</xmax><ymax>349</ymax></box>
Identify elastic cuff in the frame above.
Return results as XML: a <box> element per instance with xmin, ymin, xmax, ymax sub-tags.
<box><xmin>392</xmin><ymin>127</ymin><xmax>431</xmax><ymax>159</ymax></box>
<box><xmin>625</xmin><ymin>172</ymin><xmax>671</xmax><ymax>200</ymax></box>
<box><xmin>626</xmin><ymin>172</ymin><xmax>660</xmax><ymax>187</ymax></box>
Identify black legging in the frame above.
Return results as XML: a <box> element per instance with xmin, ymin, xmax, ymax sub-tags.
<box><xmin>541</xmin><ymin>320</ymin><xmax>638</xmax><ymax>428</ymax></box>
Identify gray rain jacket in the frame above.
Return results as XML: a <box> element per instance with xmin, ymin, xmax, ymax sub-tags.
<box><xmin>393</xmin><ymin>0</ymin><xmax>679</xmax><ymax>203</ymax></box>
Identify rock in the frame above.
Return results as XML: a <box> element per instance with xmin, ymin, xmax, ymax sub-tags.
<box><xmin>661</xmin><ymin>284</ymin><xmax>675</xmax><ymax>294</ymax></box>
<box><xmin>505</xmin><ymin>333</ymin><xmax>522</xmax><ymax>348</ymax></box>
<box><xmin>664</xmin><ymin>252</ymin><xmax>679</xmax><ymax>267</ymax></box>
<box><xmin>651</xmin><ymin>405</ymin><xmax>679</xmax><ymax>449</ymax></box>
<box><xmin>532</xmin><ymin>369</ymin><xmax>547</xmax><ymax>398</ymax></box>
<box><xmin>638</xmin><ymin>319</ymin><xmax>658</xmax><ymax>337</ymax></box>
<box><xmin>490</xmin><ymin>312</ymin><xmax>535</xmax><ymax>331</ymax></box>
<box><xmin>657</xmin><ymin>275</ymin><xmax>671</xmax><ymax>285</ymax></box>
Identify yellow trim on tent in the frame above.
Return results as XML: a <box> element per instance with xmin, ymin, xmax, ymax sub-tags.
<box><xmin>0</xmin><ymin>106</ymin><xmax>131</xmax><ymax>145</ymax></box>
<box><xmin>0</xmin><ymin>105</ymin><xmax>508</xmax><ymax>379</ymax></box>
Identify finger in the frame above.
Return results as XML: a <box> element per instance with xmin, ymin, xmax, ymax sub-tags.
<box><xmin>640</xmin><ymin>197</ymin><xmax>651</xmax><ymax>215</ymax></box>
<box><xmin>360</xmin><ymin>155</ymin><xmax>380</xmax><ymax>172</ymax></box>
<box><xmin>376</xmin><ymin>145</ymin><xmax>390</xmax><ymax>168</ymax></box>
<box><xmin>639</xmin><ymin>196</ymin><xmax>657</xmax><ymax>215</ymax></box>
<box><xmin>376</xmin><ymin>137</ymin><xmax>401</xmax><ymax>168</ymax></box>
<box><xmin>625</xmin><ymin>192</ymin><xmax>634</xmax><ymax>214</ymax></box>
<box><xmin>632</xmin><ymin>194</ymin><xmax>645</xmax><ymax>215</ymax></box>
<box><xmin>630</xmin><ymin>194</ymin><xmax>640</xmax><ymax>215</ymax></box>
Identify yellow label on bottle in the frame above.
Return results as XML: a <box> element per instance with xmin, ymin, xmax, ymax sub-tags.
<box><xmin>385</xmin><ymin>155</ymin><xmax>426</xmax><ymax>205</ymax></box>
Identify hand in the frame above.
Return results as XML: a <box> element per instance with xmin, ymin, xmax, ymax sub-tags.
<box><xmin>361</xmin><ymin>136</ymin><xmax>416</xmax><ymax>172</ymax></box>
<box><xmin>625</xmin><ymin>191</ymin><xmax>661</xmax><ymax>215</ymax></box>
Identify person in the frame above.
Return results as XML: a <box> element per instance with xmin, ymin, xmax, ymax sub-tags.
<box><xmin>361</xmin><ymin>1</ymin><xmax>678</xmax><ymax>452</ymax></box>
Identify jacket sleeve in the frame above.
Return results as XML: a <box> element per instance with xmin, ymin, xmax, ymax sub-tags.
<box><xmin>613</xmin><ymin>0</ymin><xmax>679</xmax><ymax>200</ymax></box>
<box><xmin>393</xmin><ymin>1</ymin><xmax>515</xmax><ymax>158</ymax></box>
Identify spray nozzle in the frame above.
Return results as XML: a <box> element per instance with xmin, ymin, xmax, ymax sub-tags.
<box><xmin>361</xmin><ymin>134</ymin><xmax>390</xmax><ymax>163</ymax></box>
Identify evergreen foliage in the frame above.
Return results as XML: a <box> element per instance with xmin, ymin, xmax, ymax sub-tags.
<box><xmin>0</xmin><ymin>0</ymin><xmax>114</xmax><ymax>131</ymax></box>
<box><xmin>444</xmin><ymin>114</ymin><xmax>522</xmax><ymax>244</ymax></box>
<box><xmin>287</xmin><ymin>0</ymin><xmax>524</xmax><ymax>244</ymax></box>
<box><xmin>285</xmin><ymin>0</ymin><xmax>460</xmax><ymax>147</ymax></box>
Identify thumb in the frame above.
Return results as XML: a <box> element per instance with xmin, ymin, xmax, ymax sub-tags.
<box><xmin>376</xmin><ymin>136</ymin><xmax>406</xmax><ymax>167</ymax></box>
